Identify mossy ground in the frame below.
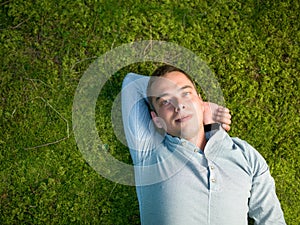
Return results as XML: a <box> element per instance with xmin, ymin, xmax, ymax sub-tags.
<box><xmin>1</xmin><ymin>0</ymin><xmax>299</xmax><ymax>224</ymax></box>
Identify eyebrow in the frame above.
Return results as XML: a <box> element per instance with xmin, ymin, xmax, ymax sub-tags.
<box><xmin>155</xmin><ymin>85</ymin><xmax>194</xmax><ymax>102</ymax></box>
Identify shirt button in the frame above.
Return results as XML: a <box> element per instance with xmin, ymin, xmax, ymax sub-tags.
<box><xmin>194</xmin><ymin>148</ymin><xmax>198</xmax><ymax>152</ymax></box>
<box><xmin>211</xmin><ymin>178</ymin><xmax>216</xmax><ymax>183</ymax></box>
<box><xmin>210</xmin><ymin>166</ymin><xmax>214</xmax><ymax>170</ymax></box>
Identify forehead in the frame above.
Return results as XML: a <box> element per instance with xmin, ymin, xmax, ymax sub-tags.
<box><xmin>149</xmin><ymin>71</ymin><xmax>195</xmax><ymax>95</ymax></box>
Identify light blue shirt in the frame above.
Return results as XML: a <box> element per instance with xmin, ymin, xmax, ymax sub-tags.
<box><xmin>121</xmin><ymin>73</ymin><xmax>286</xmax><ymax>225</ymax></box>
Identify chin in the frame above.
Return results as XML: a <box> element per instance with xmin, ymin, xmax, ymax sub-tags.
<box><xmin>180</xmin><ymin>128</ymin><xmax>199</xmax><ymax>139</ymax></box>
<box><xmin>179</xmin><ymin>132</ymin><xmax>195</xmax><ymax>140</ymax></box>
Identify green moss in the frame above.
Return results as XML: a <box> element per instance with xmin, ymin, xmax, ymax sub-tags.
<box><xmin>1</xmin><ymin>0</ymin><xmax>299</xmax><ymax>224</ymax></box>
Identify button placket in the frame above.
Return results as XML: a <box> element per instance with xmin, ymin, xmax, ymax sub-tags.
<box><xmin>181</xmin><ymin>140</ymin><xmax>186</xmax><ymax>146</ymax></box>
<box><xmin>208</xmin><ymin>162</ymin><xmax>220</xmax><ymax>191</ymax></box>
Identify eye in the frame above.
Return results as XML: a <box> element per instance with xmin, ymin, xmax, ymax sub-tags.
<box><xmin>160</xmin><ymin>99</ymin><xmax>171</xmax><ymax>106</ymax></box>
<box><xmin>183</xmin><ymin>91</ymin><xmax>191</xmax><ymax>96</ymax></box>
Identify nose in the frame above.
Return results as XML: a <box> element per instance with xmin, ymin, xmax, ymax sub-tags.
<box><xmin>174</xmin><ymin>102</ymin><xmax>185</xmax><ymax>112</ymax></box>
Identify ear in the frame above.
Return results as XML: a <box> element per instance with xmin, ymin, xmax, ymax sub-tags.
<box><xmin>198</xmin><ymin>94</ymin><xmax>205</xmax><ymax>112</ymax></box>
<box><xmin>150</xmin><ymin>111</ymin><xmax>157</xmax><ymax>119</ymax></box>
<box><xmin>198</xmin><ymin>93</ymin><xmax>203</xmax><ymax>100</ymax></box>
<box><xmin>150</xmin><ymin>111</ymin><xmax>165</xmax><ymax>129</ymax></box>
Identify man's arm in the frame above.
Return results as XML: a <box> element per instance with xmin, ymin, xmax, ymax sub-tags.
<box><xmin>121</xmin><ymin>73</ymin><xmax>164</xmax><ymax>164</ymax></box>
<box><xmin>242</xmin><ymin>141</ymin><xmax>286</xmax><ymax>224</ymax></box>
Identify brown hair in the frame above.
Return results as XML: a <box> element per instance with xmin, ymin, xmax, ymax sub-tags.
<box><xmin>146</xmin><ymin>64</ymin><xmax>196</xmax><ymax>111</ymax></box>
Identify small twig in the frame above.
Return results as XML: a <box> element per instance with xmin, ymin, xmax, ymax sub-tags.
<box><xmin>26</xmin><ymin>78</ymin><xmax>52</xmax><ymax>90</ymax></box>
<box><xmin>11</xmin><ymin>17</ymin><xmax>30</xmax><ymax>29</ymax></box>
<box><xmin>143</xmin><ymin>39</ymin><xmax>153</xmax><ymax>56</ymax></box>
<box><xmin>24</xmin><ymin>96</ymin><xmax>70</xmax><ymax>150</ymax></box>
<box><xmin>110</xmin><ymin>35</ymin><xmax>117</xmax><ymax>50</ymax></box>
<box><xmin>1</xmin><ymin>0</ymin><xmax>11</xmax><ymax>7</ymax></box>
<box><xmin>24</xmin><ymin>78</ymin><xmax>70</xmax><ymax>150</ymax></box>
<box><xmin>108</xmin><ymin>182</ymin><xmax>118</xmax><ymax>199</ymax></box>
<box><xmin>39</xmin><ymin>96</ymin><xmax>69</xmax><ymax>137</ymax></box>
<box><xmin>70</xmin><ymin>56</ymin><xmax>97</xmax><ymax>71</ymax></box>
<box><xmin>25</xmin><ymin>136</ymin><xmax>70</xmax><ymax>150</ymax></box>
<box><xmin>98</xmin><ymin>182</ymin><xmax>118</xmax><ymax>223</ymax></box>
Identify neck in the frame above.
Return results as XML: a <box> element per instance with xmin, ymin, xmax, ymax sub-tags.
<box><xmin>185</xmin><ymin>127</ymin><xmax>206</xmax><ymax>150</ymax></box>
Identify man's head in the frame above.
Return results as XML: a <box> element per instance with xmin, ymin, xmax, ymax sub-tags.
<box><xmin>147</xmin><ymin>65</ymin><xmax>196</xmax><ymax>109</ymax></box>
<box><xmin>147</xmin><ymin>65</ymin><xmax>205</xmax><ymax>141</ymax></box>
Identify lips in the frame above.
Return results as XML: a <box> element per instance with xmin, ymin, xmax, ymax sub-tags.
<box><xmin>175</xmin><ymin>115</ymin><xmax>192</xmax><ymax>123</ymax></box>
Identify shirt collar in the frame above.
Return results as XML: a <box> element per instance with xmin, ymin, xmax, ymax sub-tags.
<box><xmin>164</xmin><ymin>129</ymin><xmax>235</xmax><ymax>156</ymax></box>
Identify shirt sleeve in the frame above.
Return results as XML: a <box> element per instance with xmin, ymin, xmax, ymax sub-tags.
<box><xmin>121</xmin><ymin>73</ymin><xmax>164</xmax><ymax>165</ymax></box>
<box><xmin>243</xmin><ymin>141</ymin><xmax>286</xmax><ymax>225</ymax></box>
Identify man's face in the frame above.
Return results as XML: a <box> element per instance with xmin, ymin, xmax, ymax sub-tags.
<box><xmin>149</xmin><ymin>71</ymin><xmax>204</xmax><ymax>140</ymax></box>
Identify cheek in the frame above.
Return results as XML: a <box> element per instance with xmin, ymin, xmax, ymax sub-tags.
<box><xmin>190</xmin><ymin>97</ymin><xmax>204</xmax><ymax>111</ymax></box>
<box><xmin>197</xmin><ymin>98</ymin><xmax>204</xmax><ymax>111</ymax></box>
<box><xmin>158</xmin><ymin>111</ymin><xmax>171</xmax><ymax>121</ymax></box>
<box><xmin>157</xmin><ymin>106</ymin><xmax>174</xmax><ymax>117</ymax></box>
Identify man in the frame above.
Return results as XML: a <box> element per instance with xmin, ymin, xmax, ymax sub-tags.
<box><xmin>121</xmin><ymin>65</ymin><xmax>286</xmax><ymax>225</ymax></box>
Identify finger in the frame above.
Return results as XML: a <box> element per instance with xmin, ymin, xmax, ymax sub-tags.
<box><xmin>217</xmin><ymin>107</ymin><xmax>231</xmax><ymax>115</ymax></box>
<box><xmin>216</xmin><ymin>107</ymin><xmax>232</xmax><ymax>119</ymax></box>
<box><xmin>214</xmin><ymin>110</ymin><xmax>232</xmax><ymax>123</ymax></box>
<box><xmin>221</xmin><ymin>123</ymin><xmax>231</xmax><ymax>132</ymax></box>
<box><xmin>215</xmin><ymin>113</ymin><xmax>232</xmax><ymax>120</ymax></box>
<box><xmin>214</xmin><ymin>116</ymin><xmax>232</xmax><ymax>125</ymax></box>
<box><xmin>217</xmin><ymin>106</ymin><xmax>230</xmax><ymax>112</ymax></box>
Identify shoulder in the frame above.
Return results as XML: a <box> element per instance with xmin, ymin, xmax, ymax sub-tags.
<box><xmin>231</xmin><ymin>137</ymin><xmax>269</xmax><ymax>176</ymax></box>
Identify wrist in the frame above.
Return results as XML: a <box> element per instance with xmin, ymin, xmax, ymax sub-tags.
<box><xmin>204</xmin><ymin>123</ymin><xmax>221</xmax><ymax>141</ymax></box>
<box><xmin>204</xmin><ymin>123</ymin><xmax>221</xmax><ymax>132</ymax></box>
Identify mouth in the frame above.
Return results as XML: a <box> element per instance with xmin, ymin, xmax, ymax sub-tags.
<box><xmin>175</xmin><ymin>115</ymin><xmax>192</xmax><ymax>123</ymax></box>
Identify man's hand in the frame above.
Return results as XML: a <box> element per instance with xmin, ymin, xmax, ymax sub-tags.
<box><xmin>203</xmin><ymin>102</ymin><xmax>232</xmax><ymax>131</ymax></box>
